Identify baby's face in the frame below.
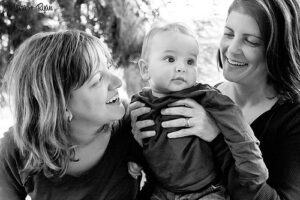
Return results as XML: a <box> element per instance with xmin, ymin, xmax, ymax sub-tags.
<box><xmin>147</xmin><ymin>31</ymin><xmax>198</xmax><ymax>97</ymax></box>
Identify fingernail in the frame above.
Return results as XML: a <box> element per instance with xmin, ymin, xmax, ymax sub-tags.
<box><xmin>161</xmin><ymin>109</ymin><xmax>165</xmax><ymax>114</ymax></box>
<box><xmin>161</xmin><ymin>122</ymin><xmax>165</xmax><ymax>127</ymax></box>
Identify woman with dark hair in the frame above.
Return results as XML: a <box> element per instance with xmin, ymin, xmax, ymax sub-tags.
<box><xmin>0</xmin><ymin>30</ymin><xmax>141</xmax><ymax>200</ymax></box>
<box><xmin>131</xmin><ymin>0</ymin><xmax>300</xmax><ymax>199</ymax></box>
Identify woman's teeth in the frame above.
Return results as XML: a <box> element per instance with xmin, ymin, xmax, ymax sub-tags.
<box><xmin>106</xmin><ymin>95</ymin><xmax>119</xmax><ymax>104</ymax></box>
<box><xmin>227</xmin><ymin>58</ymin><xmax>248</xmax><ymax>67</ymax></box>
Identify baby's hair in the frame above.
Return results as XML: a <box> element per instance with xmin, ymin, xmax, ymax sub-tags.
<box><xmin>141</xmin><ymin>21</ymin><xmax>199</xmax><ymax>60</ymax></box>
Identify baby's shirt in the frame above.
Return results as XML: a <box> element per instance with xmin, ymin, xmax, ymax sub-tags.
<box><xmin>131</xmin><ymin>83</ymin><xmax>268</xmax><ymax>193</ymax></box>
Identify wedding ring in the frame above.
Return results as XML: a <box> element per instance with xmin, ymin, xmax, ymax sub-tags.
<box><xmin>185</xmin><ymin>118</ymin><xmax>191</xmax><ymax>127</ymax></box>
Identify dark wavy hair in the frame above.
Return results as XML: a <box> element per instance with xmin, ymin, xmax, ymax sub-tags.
<box><xmin>4</xmin><ymin>30</ymin><xmax>112</xmax><ymax>177</ymax></box>
<box><xmin>217</xmin><ymin>0</ymin><xmax>300</xmax><ymax>99</ymax></box>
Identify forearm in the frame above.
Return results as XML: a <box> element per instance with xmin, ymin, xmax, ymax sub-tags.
<box><xmin>210</xmin><ymin>137</ymin><xmax>267</xmax><ymax>200</ymax></box>
<box><xmin>205</xmin><ymin>92</ymin><xmax>268</xmax><ymax>185</ymax></box>
<box><xmin>223</xmin><ymin>134</ymin><xmax>268</xmax><ymax>185</ymax></box>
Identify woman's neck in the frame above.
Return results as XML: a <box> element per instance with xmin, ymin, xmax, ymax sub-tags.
<box><xmin>231</xmin><ymin>81</ymin><xmax>277</xmax><ymax>107</ymax></box>
<box><xmin>67</xmin><ymin>122</ymin><xmax>112</xmax><ymax>175</ymax></box>
<box><xmin>70</xmin><ymin>121</ymin><xmax>111</xmax><ymax>146</ymax></box>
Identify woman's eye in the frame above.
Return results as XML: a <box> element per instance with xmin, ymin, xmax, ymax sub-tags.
<box><xmin>92</xmin><ymin>74</ymin><xmax>103</xmax><ymax>87</ymax></box>
<box><xmin>187</xmin><ymin>59</ymin><xmax>195</xmax><ymax>65</ymax></box>
<box><xmin>245</xmin><ymin>38</ymin><xmax>262</xmax><ymax>47</ymax></box>
<box><xmin>224</xmin><ymin>32</ymin><xmax>234</xmax><ymax>37</ymax></box>
<box><xmin>164</xmin><ymin>56</ymin><xmax>175</xmax><ymax>63</ymax></box>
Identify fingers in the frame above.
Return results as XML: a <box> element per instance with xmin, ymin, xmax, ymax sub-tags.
<box><xmin>129</xmin><ymin>101</ymin><xmax>145</xmax><ymax>111</ymax></box>
<box><xmin>132</xmin><ymin>119</ymin><xmax>155</xmax><ymax>146</ymax></box>
<box><xmin>168</xmin><ymin>98</ymin><xmax>199</xmax><ymax>108</ymax></box>
<box><xmin>133</xmin><ymin>130</ymin><xmax>155</xmax><ymax>147</ymax></box>
<box><xmin>132</xmin><ymin>120</ymin><xmax>155</xmax><ymax>138</ymax></box>
<box><xmin>130</xmin><ymin>101</ymin><xmax>156</xmax><ymax>146</ymax></box>
<box><xmin>162</xmin><ymin>98</ymin><xmax>206</xmax><ymax>118</ymax></box>
<box><xmin>135</xmin><ymin>120</ymin><xmax>154</xmax><ymax>129</ymax></box>
<box><xmin>161</xmin><ymin>106</ymin><xmax>193</xmax><ymax>117</ymax></box>
<box><xmin>167</xmin><ymin>129</ymin><xmax>193</xmax><ymax>138</ymax></box>
<box><xmin>139</xmin><ymin>131</ymin><xmax>156</xmax><ymax>139</ymax></box>
<box><xmin>162</xmin><ymin>118</ymin><xmax>192</xmax><ymax>128</ymax></box>
<box><xmin>130</xmin><ymin>106</ymin><xmax>151</xmax><ymax>122</ymax></box>
<box><xmin>167</xmin><ymin>127</ymin><xmax>219</xmax><ymax>142</ymax></box>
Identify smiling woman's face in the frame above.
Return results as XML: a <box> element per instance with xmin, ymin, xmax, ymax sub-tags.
<box><xmin>68</xmin><ymin>45</ymin><xmax>125</xmax><ymax>129</ymax></box>
<box><xmin>220</xmin><ymin>11</ymin><xmax>268</xmax><ymax>85</ymax></box>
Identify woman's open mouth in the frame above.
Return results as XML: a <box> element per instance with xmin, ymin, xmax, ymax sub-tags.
<box><xmin>106</xmin><ymin>94</ymin><xmax>120</xmax><ymax>104</ymax></box>
<box><xmin>227</xmin><ymin>58</ymin><xmax>248</xmax><ymax>67</ymax></box>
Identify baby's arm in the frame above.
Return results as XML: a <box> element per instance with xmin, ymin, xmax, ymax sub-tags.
<box><xmin>202</xmin><ymin>90</ymin><xmax>268</xmax><ymax>186</ymax></box>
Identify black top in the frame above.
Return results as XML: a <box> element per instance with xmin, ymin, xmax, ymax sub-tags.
<box><xmin>0</xmin><ymin>120</ymin><xmax>141</xmax><ymax>200</ymax></box>
<box><xmin>218</xmin><ymin>95</ymin><xmax>300</xmax><ymax>200</ymax></box>
<box><xmin>132</xmin><ymin>83</ymin><xmax>268</xmax><ymax>193</ymax></box>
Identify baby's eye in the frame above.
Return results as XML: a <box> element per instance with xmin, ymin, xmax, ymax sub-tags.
<box><xmin>164</xmin><ymin>56</ymin><xmax>175</xmax><ymax>63</ymax></box>
<box><xmin>187</xmin><ymin>59</ymin><xmax>195</xmax><ymax>65</ymax></box>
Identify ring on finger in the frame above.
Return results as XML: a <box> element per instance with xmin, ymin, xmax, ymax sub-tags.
<box><xmin>185</xmin><ymin>118</ymin><xmax>191</xmax><ymax>127</ymax></box>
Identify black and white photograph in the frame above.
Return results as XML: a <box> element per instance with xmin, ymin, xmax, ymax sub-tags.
<box><xmin>0</xmin><ymin>0</ymin><xmax>300</xmax><ymax>199</ymax></box>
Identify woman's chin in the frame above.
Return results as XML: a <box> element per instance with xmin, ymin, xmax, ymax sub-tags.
<box><xmin>111</xmin><ymin>104</ymin><xmax>126</xmax><ymax>121</ymax></box>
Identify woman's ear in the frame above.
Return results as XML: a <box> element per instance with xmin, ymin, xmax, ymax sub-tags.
<box><xmin>65</xmin><ymin>108</ymin><xmax>73</xmax><ymax>122</ymax></box>
<box><xmin>138</xmin><ymin>59</ymin><xmax>150</xmax><ymax>81</ymax></box>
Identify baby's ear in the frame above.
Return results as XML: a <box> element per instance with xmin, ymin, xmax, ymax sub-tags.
<box><xmin>138</xmin><ymin>59</ymin><xmax>150</xmax><ymax>81</ymax></box>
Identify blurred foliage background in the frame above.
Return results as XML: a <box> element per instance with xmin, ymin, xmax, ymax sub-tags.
<box><xmin>0</xmin><ymin>0</ymin><xmax>231</xmax><ymax>134</ymax></box>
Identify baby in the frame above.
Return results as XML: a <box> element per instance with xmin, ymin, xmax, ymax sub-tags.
<box><xmin>131</xmin><ymin>22</ymin><xmax>268</xmax><ymax>200</ymax></box>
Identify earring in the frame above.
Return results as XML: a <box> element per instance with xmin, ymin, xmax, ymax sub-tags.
<box><xmin>66</xmin><ymin>109</ymin><xmax>73</xmax><ymax>122</ymax></box>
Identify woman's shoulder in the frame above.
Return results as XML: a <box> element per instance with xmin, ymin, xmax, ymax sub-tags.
<box><xmin>0</xmin><ymin>127</ymin><xmax>27</xmax><ymax>185</ymax></box>
<box><xmin>269</xmin><ymin>94</ymin><xmax>300</xmax><ymax>134</ymax></box>
<box><xmin>0</xmin><ymin>127</ymin><xmax>20</xmax><ymax>157</ymax></box>
<box><xmin>0</xmin><ymin>127</ymin><xmax>25</xmax><ymax>170</ymax></box>
<box><xmin>276</xmin><ymin>94</ymin><xmax>300</xmax><ymax>114</ymax></box>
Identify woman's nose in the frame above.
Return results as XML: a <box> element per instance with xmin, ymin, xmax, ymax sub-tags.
<box><xmin>108</xmin><ymin>72</ymin><xmax>122</xmax><ymax>90</ymax></box>
<box><xmin>227</xmin><ymin>38</ymin><xmax>242</xmax><ymax>55</ymax></box>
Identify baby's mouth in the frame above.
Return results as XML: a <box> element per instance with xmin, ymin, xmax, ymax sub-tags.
<box><xmin>172</xmin><ymin>77</ymin><xmax>186</xmax><ymax>82</ymax></box>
